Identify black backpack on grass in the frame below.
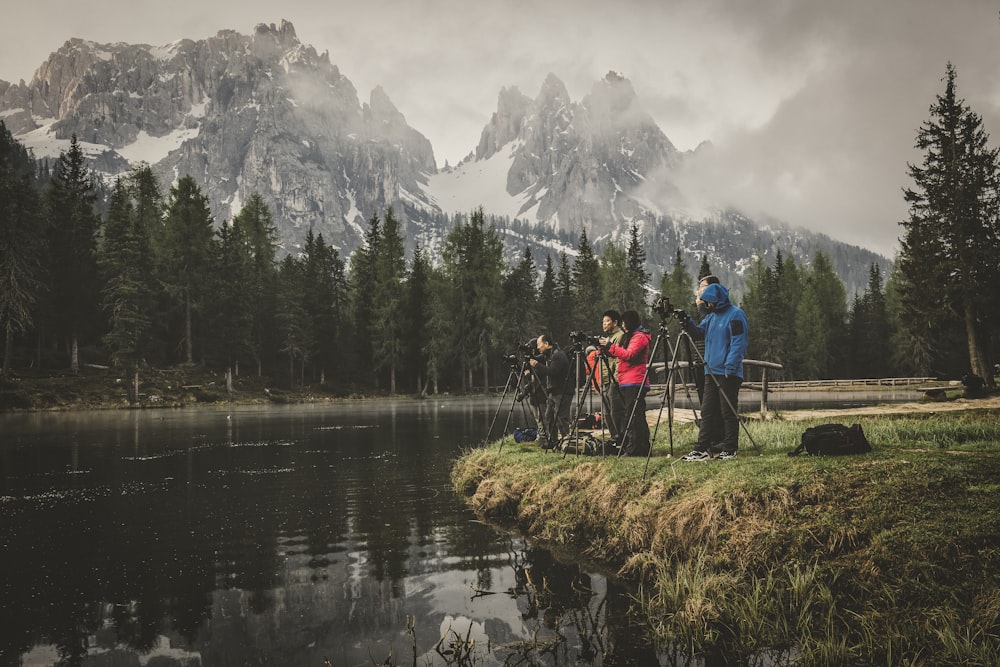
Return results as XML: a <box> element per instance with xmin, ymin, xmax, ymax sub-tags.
<box><xmin>788</xmin><ymin>423</ymin><xmax>872</xmax><ymax>457</ymax></box>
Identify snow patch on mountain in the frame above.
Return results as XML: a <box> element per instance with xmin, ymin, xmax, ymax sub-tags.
<box><xmin>16</xmin><ymin>118</ymin><xmax>100</xmax><ymax>160</ymax></box>
<box><xmin>117</xmin><ymin>126</ymin><xmax>200</xmax><ymax>164</ymax></box>
<box><xmin>423</xmin><ymin>141</ymin><xmax>537</xmax><ymax>221</ymax></box>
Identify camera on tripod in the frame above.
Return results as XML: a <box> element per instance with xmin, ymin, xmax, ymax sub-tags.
<box><xmin>651</xmin><ymin>295</ymin><xmax>688</xmax><ymax>322</ymax></box>
<box><xmin>651</xmin><ymin>295</ymin><xmax>674</xmax><ymax>316</ymax></box>
<box><xmin>505</xmin><ymin>340</ymin><xmax>538</xmax><ymax>369</ymax></box>
<box><xmin>569</xmin><ymin>330</ymin><xmax>601</xmax><ymax>348</ymax></box>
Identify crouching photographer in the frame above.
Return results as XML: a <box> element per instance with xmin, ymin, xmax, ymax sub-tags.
<box><xmin>528</xmin><ymin>334</ymin><xmax>573</xmax><ymax>449</ymax></box>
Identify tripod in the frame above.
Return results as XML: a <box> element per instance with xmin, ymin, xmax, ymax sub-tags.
<box><xmin>489</xmin><ymin>356</ymin><xmax>551</xmax><ymax>452</ymax></box>
<box><xmin>564</xmin><ymin>345</ymin><xmax>619</xmax><ymax>457</ymax></box>
<box><xmin>646</xmin><ymin>317</ymin><xmax>704</xmax><ymax>458</ymax></box>
<box><xmin>640</xmin><ymin>309</ymin><xmax>762</xmax><ymax>478</ymax></box>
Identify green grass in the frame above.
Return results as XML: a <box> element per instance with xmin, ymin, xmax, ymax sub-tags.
<box><xmin>452</xmin><ymin>410</ymin><xmax>1000</xmax><ymax>665</ymax></box>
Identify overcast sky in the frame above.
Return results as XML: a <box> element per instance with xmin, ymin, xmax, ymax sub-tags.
<box><xmin>2</xmin><ymin>0</ymin><xmax>999</xmax><ymax>258</ymax></box>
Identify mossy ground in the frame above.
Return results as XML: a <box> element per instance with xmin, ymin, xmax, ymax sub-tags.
<box><xmin>452</xmin><ymin>409</ymin><xmax>1000</xmax><ymax>665</ymax></box>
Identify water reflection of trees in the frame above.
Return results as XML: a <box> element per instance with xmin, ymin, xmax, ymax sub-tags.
<box><xmin>464</xmin><ymin>540</ymin><xmax>662</xmax><ymax>666</ymax></box>
<box><xmin>0</xmin><ymin>411</ymin><xmax>506</xmax><ymax>665</ymax></box>
<box><xmin>1</xmin><ymin>402</ymin><xmax>668</xmax><ymax>666</ymax></box>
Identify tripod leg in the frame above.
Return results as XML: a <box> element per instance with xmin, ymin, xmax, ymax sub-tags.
<box><xmin>647</xmin><ymin>327</ymin><xmax>677</xmax><ymax>458</ymax></box>
<box><xmin>563</xmin><ymin>352</ymin><xmax>602</xmax><ymax>458</ymax></box>
<box><xmin>491</xmin><ymin>368</ymin><xmax>520</xmax><ymax>452</ymax></box>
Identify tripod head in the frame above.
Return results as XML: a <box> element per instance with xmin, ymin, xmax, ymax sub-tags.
<box><xmin>650</xmin><ymin>295</ymin><xmax>692</xmax><ymax>333</ymax></box>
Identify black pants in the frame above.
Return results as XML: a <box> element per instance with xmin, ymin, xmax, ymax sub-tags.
<box><xmin>600</xmin><ymin>383</ymin><xmax>624</xmax><ymax>437</ymax></box>
<box><xmin>696</xmin><ymin>374</ymin><xmax>742</xmax><ymax>451</ymax></box>
<box><xmin>544</xmin><ymin>392</ymin><xmax>572</xmax><ymax>443</ymax></box>
<box><xmin>614</xmin><ymin>385</ymin><xmax>650</xmax><ymax>456</ymax></box>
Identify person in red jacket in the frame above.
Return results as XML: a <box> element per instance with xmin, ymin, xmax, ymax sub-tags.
<box><xmin>599</xmin><ymin>309</ymin><xmax>651</xmax><ymax>456</ymax></box>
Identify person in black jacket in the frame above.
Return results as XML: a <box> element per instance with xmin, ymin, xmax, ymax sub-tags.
<box><xmin>528</xmin><ymin>334</ymin><xmax>572</xmax><ymax>448</ymax></box>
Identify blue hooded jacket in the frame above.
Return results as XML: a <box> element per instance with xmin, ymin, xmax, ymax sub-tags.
<box><xmin>687</xmin><ymin>283</ymin><xmax>749</xmax><ymax>379</ymax></box>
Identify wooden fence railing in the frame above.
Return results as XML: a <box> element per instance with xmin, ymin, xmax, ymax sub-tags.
<box><xmin>648</xmin><ymin>361</ymin><xmax>936</xmax><ymax>418</ymax></box>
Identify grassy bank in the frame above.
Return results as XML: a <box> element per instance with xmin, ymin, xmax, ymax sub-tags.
<box><xmin>451</xmin><ymin>410</ymin><xmax>1000</xmax><ymax>665</ymax></box>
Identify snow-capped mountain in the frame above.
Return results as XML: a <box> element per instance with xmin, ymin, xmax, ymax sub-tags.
<box><xmin>0</xmin><ymin>19</ymin><xmax>888</xmax><ymax>294</ymax></box>
<box><xmin>0</xmin><ymin>20</ymin><xmax>436</xmax><ymax>254</ymax></box>
<box><xmin>424</xmin><ymin>71</ymin><xmax>683</xmax><ymax>240</ymax></box>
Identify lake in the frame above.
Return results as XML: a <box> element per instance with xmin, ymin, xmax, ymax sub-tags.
<box><xmin>0</xmin><ymin>389</ymin><xmax>924</xmax><ymax>666</ymax></box>
<box><xmin>1</xmin><ymin>398</ymin><xmax>664</xmax><ymax>667</ymax></box>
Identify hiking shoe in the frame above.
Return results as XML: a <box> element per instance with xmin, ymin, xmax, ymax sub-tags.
<box><xmin>716</xmin><ymin>450</ymin><xmax>738</xmax><ymax>460</ymax></box>
<box><xmin>681</xmin><ymin>449</ymin><xmax>710</xmax><ymax>462</ymax></box>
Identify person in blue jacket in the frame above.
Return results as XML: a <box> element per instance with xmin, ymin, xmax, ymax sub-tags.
<box><xmin>679</xmin><ymin>281</ymin><xmax>749</xmax><ymax>461</ymax></box>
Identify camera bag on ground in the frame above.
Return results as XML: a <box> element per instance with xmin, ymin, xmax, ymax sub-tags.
<box><xmin>513</xmin><ymin>427</ymin><xmax>538</xmax><ymax>443</ymax></box>
<box><xmin>788</xmin><ymin>423</ymin><xmax>872</xmax><ymax>457</ymax></box>
<box><xmin>560</xmin><ymin>434</ymin><xmax>601</xmax><ymax>456</ymax></box>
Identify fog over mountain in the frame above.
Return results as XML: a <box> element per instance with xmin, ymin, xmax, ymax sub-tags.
<box><xmin>0</xmin><ymin>19</ymin><xmax>889</xmax><ymax>295</ymax></box>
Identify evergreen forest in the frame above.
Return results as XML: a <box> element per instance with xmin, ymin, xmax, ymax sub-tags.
<box><xmin>0</xmin><ymin>64</ymin><xmax>997</xmax><ymax>397</ymax></box>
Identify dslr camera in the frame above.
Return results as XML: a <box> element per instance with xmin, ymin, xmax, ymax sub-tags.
<box><xmin>651</xmin><ymin>295</ymin><xmax>690</xmax><ymax>323</ymax></box>
<box><xmin>569</xmin><ymin>330</ymin><xmax>600</xmax><ymax>347</ymax></box>
<box><xmin>651</xmin><ymin>295</ymin><xmax>674</xmax><ymax>317</ymax></box>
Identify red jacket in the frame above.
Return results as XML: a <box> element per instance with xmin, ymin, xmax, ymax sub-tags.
<box><xmin>607</xmin><ymin>328</ymin><xmax>651</xmax><ymax>386</ymax></box>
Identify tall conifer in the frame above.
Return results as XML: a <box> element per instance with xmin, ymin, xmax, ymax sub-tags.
<box><xmin>900</xmin><ymin>62</ymin><xmax>1000</xmax><ymax>385</ymax></box>
<box><xmin>44</xmin><ymin>135</ymin><xmax>102</xmax><ymax>371</ymax></box>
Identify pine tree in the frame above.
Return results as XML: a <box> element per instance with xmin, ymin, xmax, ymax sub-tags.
<box><xmin>156</xmin><ymin>175</ymin><xmax>216</xmax><ymax>365</ymax></box>
<box><xmin>773</xmin><ymin>252</ymin><xmax>803</xmax><ymax>377</ymax></box>
<box><xmin>849</xmin><ymin>263</ymin><xmax>892</xmax><ymax>378</ymax></box>
<box><xmin>807</xmin><ymin>252</ymin><xmax>849</xmax><ymax>377</ymax></box>
<box><xmin>208</xmin><ymin>219</ymin><xmax>254</xmax><ymax>375</ymax></box>
<box><xmin>599</xmin><ymin>240</ymin><xmax>630</xmax><ymax>312</ymax></box>
<box><xmin>658</xmin><ymin>249</ymin><xmax>698</xmax><ymax>374</ymax></box>
<box><xmin>659</xmin><ymin>249</ymin><xmax>695</xmax><ymax>311</ymax></box>
<box><xmin>742</xmin><ymin>255</ymin><xmax>782</xmax><ymax>372</ymax></box>
<box><xmin>793</xmin><ymin>281</ymin><xmax>826</xmax><ymax>379</ymax></box>
<box><xmin>624</xmin><ymin>222</ymin><xmax>651</xmax><ymax>311</ymax></box>
<box><xmin>231</xmin><ymin>192</ymin><xmax>279</xmax><ymax>376</ymax></box>
<box><xmin>44</xmin><ymin>135</ymin><xmax>102</xmax><ymax>371</ymax></box>
<box><xmin>302</xmin><ymin>230</ymin><xmax>347</xmax><ymax>387</ymax></box>
<box><xmin>540</xmin><ymin>254</ymin><xmax>560</xmax><ymax>338</ymax></box>
<box><xmin>0</xmin><ymin>122</ymin><xmax>45</xmax><ymax>375</ymax></box>
<box><xmin>372</xmin><ymin>207</ymin><xmax>407</xmax><ymax>394</ymax></box>
<box><xmin>276</xmin><ymin>254</ymin><xmax>311</xmax><ymax>387</ymax></box>
<box><xmin>441</xmin><ymin>209</ymin><xmax>504</xmax><ymax>391</ymax></box>
<box><xmin>571</xmin><ymin>229</ymin><xmax>602</xmax><ymax>333</ymax></box>
<box><xmin>555</xmin><ymin>252</ymin><xmax>574</xmax><ymax>344</ymax></box>
<box><xmin>900</xmin><ymin>62</ymin><xmax>1000</xmax><ymax>385</ymax></box>
<box><xmin>885</xmin><ymin>263</ymin><xmax>934</xmax><ymax>375</ymax></box>
<box><xmin>403</xmin><ymin>244</ymin><xmax>433</xmax><ymax>393</ymax></box>
<box><xmin>99</xmin><ymin>177</ymin><xmax>155</xmax><ymax>402</ymax></box>
<box><xmin>349</xmin><ymin>213</ymin><xmax>382</xmax><ymax>384</ymax></box>
<box><xmin>697</xmin><ymin>254</ymin><xmax>712</xmax><ymax>281</ymax></box>
<box><xmin>500</xmin><ymin>246</ymin><xmax>539</xmax><ymax>349</ymax></box>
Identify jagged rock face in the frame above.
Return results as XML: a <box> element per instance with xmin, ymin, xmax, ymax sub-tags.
<box><xmin>473</xmin><ymin>70</ymin><xmax>682</xmax><ymax>236</ymax></box>
<box><xmin>0</xmin><ymin>20</ymin><xmax>436</xmax><ymax>254</ymax></box>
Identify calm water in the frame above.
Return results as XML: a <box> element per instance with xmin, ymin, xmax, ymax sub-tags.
<box><xmin>0</xmin><ymin>390</ymin><xmax>922</xmax><ymax>666</ymax></box>
<box><xmin>0</xmin><ymin>398</ymin><xmax>659</xmax><ymax>667</ymax></box>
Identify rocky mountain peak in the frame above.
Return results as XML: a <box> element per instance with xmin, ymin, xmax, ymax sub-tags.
<box><xmin>0</xmin><ymin>20</ymin><xmax>440</xmax><ymax>255</ymax></box>
<box><xmin>584</xmin><ymin>70</ymin><xmax>642</xmax><ymax>121</ymax></box>
<box><xmin>474</xmin><ymin>85</ymin><xmax>532</xmax><ymax>162</ymax></box>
